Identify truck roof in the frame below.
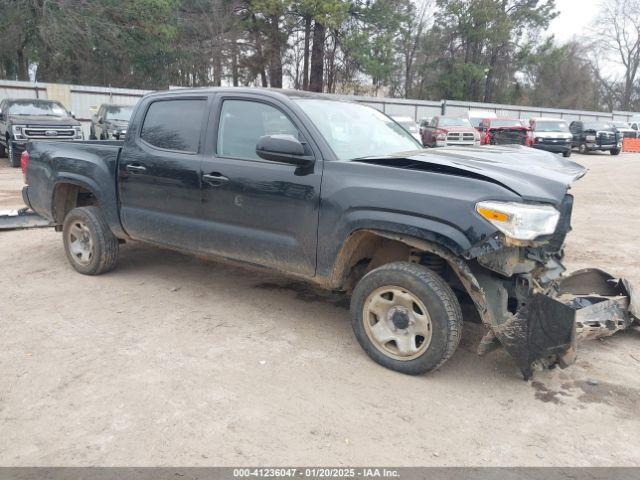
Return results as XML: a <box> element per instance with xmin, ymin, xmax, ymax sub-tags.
<box><xmin>144</xmin><ymin>87</ymin><xmax>333</xmax><ymax>102</ymax></box>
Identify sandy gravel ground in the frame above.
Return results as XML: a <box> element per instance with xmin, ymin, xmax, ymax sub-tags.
<box><xmin>0</xmin><ymin>152</ymin><xmax>639</xmax><ymax>467</ymax></box>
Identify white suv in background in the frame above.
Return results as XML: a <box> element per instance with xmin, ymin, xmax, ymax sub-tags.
<box><xmin>528</xmin><ymin>117</ymin><xmax>573</xmax><ymax>157</ymax></box>
<box><xmin>612</xmin><ymin>120</ymin><xmax>638</xmax><ymax>139</ymax></box>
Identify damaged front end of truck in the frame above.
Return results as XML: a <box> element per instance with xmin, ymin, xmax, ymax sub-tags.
<box><xmin>468</xmin><ymin>195</ymin><xmax>638</xmax><ymax>379</ymax></box>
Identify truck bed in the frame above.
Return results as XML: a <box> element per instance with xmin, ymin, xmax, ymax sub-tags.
<box><xmin>24</xmin><ymin>139</ymin><xmax>125</xmax><ymax>235</ymax></box>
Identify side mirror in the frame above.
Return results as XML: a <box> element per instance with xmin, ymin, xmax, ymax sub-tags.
<box><xmin>256</xmin><ymin>134</ymin><xmax>314</xmax><ymax>166</ymax></box>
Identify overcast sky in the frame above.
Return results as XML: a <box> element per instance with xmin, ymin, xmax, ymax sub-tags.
<box><xmin>549</xmin><ymin>0</ymin><xmax>599</xmax><ymax>43</ymax></box>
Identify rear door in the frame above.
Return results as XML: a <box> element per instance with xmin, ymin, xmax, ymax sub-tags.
<box><xmin>118</xmin><ymin>95</ymin><xmax>210</xmax><ymax>248</ymax></box>
<box><xmin>197</xmin><ymin>94</ymin><xmax>323</xmax><ymax>276</ymax></box>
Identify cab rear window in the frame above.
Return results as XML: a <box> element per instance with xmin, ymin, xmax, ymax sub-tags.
<box><xmin>140</xmin><ymin>99</ymin><xmax>206</xmax><ymax>153</ymax></box>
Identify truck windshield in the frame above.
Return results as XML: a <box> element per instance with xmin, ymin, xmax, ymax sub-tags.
<box><xmin>7</xmin><ymin>100</ymin><xmax>69</xmax><ymax>117</ymax></box>
<box><xmin>584</xmin><ymin>122</ymin><xmax>613</xmax><ymax>130</ymax></box>
<box><xmin>534</xmin><ymin>121</ymin><xmax>569</xmax><ymax>132</ymax></box>
<box><xmin>106</xmin><ymin>106</ymin><xmax>134</xmax><ymax>122</ymax></box>
<box><xmin>439</xmin><ymin>117</ymin><xmax>472</xmax><ymax>127</ymax></box>
<box><xmin>294</xmin><ymin>99</ymin><xmax>421</xmax><ymax>160</ymax></box>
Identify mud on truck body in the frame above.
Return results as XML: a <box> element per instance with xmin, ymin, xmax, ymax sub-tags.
<box><xmin>20</xmin><ymin>88</ymin><xmax>638</xmax><ymax>379</ymax></box>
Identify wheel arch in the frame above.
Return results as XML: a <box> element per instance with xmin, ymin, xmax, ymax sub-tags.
<box><xmin>326</xmin><ymin>229</ymin><xmax>492</xmax><ymax>326</ymax></box>
<box><xmin>51</xmin><ymin>175</ymin><xmax>126</xmax><ymax>238</ymax></box>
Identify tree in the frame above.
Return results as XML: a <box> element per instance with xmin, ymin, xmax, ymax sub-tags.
<box><xmin>432</xmin><ymin>0</ymin><xmax>557</xmax><ymax>102</ymax></box>
<box><xmin>593</xmin><ymin>0</ymin><xmax>640</xmax><ymax>110</ymax></box>
<box><xmin>522</xmin><ymin>40</ymin><xmax>600</xmax><ymax>110</ymax></box>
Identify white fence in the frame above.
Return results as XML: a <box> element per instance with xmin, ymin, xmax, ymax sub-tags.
<box><xmin>1</xmin><ymin>79</ymin><xmax>638</xmax><ymax>138</ymax></box>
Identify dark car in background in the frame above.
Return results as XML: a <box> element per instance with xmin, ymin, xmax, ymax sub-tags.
<box><xmin>569</xmin><ymin>120</ymin><xmax>621</xmax><ymax>155</ymax></box>
<box><xmin>478</xmin><ymin>118</ymin><xmax>531</xmax><ymax>146</ymax></box>
<box><xmin>529</xmin><ymin>118</ymin><xmax>573</xmax><ymax>157</ymax></box>
<box><xmin>0</xmin><ymin>98</ymin><xmax>83</xmax><ymax>167</ymax></box>
<box><xmin>90</xmin><ymin>104</ymin><xmax>135</xmax><ymax>140</ymax></box>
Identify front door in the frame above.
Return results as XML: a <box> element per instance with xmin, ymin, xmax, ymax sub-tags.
<box><xmin>198</xmin><ymin>95</ymin><xmax>323</xmax><ymax>276</ymax></box>
<box><xmin>118</xmin><ymin>95</ymin><xmax>210</xmax><ymax>248</ymax></box>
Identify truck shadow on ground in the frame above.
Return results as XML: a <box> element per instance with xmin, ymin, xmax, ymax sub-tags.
<box><xmin>113</xmin><ymin>242</ymin><xmax>534</xmax><ymax>381</ymax></box>
<box><xmin>77</xmin><ymin>241</ymin><xmax>640</xmax><ymax>409</ymax></box>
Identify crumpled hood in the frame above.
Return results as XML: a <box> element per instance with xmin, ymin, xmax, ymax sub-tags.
<box><xmin>9</xmin><ymin>114</ymin><xmax>80</xmax><ymax>126</ymax></box>
<box><xmin>488</xmin><ymin>126</ymin><xmax>529</xmax><ymax>132</ymax></box>
<box><xmin>354</xmin><ymin>145</ymin><xmax>587</xmax><ymax>205</ymax></box>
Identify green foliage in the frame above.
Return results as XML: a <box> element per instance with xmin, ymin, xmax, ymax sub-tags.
<box><xmin>0</xmin><ymin>0</ymin><xmax>627</xmax><ymax>111</ymax></box>
<box><xmin>342</xmin><ymin>0</ymin><xmax>411</xmax><ymax>89</ymax></box>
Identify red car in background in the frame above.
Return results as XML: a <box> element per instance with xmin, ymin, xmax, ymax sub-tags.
<box><xmin>478</xmin><ymin>118</ymin><xmax>532</xmax><ymax>146</ymax></box>
<box><xmin>421</xmin><ymin>116</ymin><xmax>479</xmax><ymax>147</ymax></box>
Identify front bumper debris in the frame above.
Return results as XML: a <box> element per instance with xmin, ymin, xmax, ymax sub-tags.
<box><xmin>0</xmin><ymin>207</ymin><xmax>53</xmax><ymax>230</ymax></box>
<box><xmin>491</xmin><ymin>269</ymin><xmax>638</xmax><ymax>380</ymax></box>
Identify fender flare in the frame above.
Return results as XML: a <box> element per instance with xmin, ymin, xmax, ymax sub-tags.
<box><xmin>325</xmin><ymin>227</ymin><xmax>492</xmax><ymax>326</ymax></box>
<box><xmin>51</xmin><ymin>174</ymin><xmax>127</xmax><ymax>238</ymax></box>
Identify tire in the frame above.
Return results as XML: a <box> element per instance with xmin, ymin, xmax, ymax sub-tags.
<box><xmin>7</xmin><ymin>139</ymin><xmax>20</xmax><ymax>167</ymax></box>
<box><xmin>350</xmin><ymin>261</ymin><xmax>463</xmax><ymax>375</ymax></box>
<box><xmin>0</xmin><ymin>141</ymin><xmax>5</xmax><ymax>158</ymax></box>
<box><xmin>562</xmin><ymin>149</ymin><xmax>571</xmax><ymax>158</ymax></box>
<box><xmin>610</xmin><ymin>148</ymin><xmax>620</xmax><ymax>156</ymax></box>
<box><xmin>62</xmin><ymin>206</ymin><xmax>119</xmax><ymax>275</ymax></box>
<box><xmin>578</xmin><ymin>143</ymin><xmax>588</xmax><ymax>154</ymax></box>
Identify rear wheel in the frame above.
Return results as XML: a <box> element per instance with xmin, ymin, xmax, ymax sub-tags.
<box><xmin>351</xmin><ymin>262</ymin><xmax>463</xmax><ymax>375</ymax></box>
<box><xmin>63</xmin><ymin>206</ymin><xmax>119</xmax><ymax>275</ymax></box>
<box><xmin>562</xmin><ymin>149</ymin><xmax>572</xmax><ymax>158</ymax></box>
<box><xmin>578</xmin><ymin>143</ymin><xmax>588</xmax><ymax>154</ymax></box>
<box><xmin>610</xmin><ymin>148</ymin><xmax>620</xmax><ymax>156</ymax></box>
<box><xmin>7</xmin><ymin>140</ymin><xmax>20</xmax><ymax>167</ymax></box>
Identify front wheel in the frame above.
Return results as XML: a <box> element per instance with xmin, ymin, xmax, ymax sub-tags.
<box><xmin>611</xmin><ymin>148</ymin><xmax>620</xmax><ymax>156</ymax></box>
<box><xmin>350</xmin><ymin>262</ymin><xmax>463</xmax><ymax>375</ymax></box>
<box><xmin>563</xmin><ymin>149</ymin><xmax>572</xmax><ymax>158</ymax></box>
<box><xmin>63</xmin><ymin>206</ymin><xmax>119</xmax><ymax>275</ymax></box>
<box><xmin>578</xmin><ymin>143</ymin><xmax>588</xmax><ymax>154</ymax></box>
<box><xmin>7</xmin><ymin>140</ymin><xmax>20</xmax><ymax>167</ymax></box>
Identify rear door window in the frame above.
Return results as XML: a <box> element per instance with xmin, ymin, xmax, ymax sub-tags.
<box><xmin>140</xmin><ymin>99</ymin><xmax>206</xmax><ymax>153</ymax></box>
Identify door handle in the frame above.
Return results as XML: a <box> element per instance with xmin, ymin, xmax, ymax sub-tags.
<box><xmin>202</xmin><ymin>173</ymin><xmax>229</xmax><ymax>187</ymax></box>
<box><xmin>125</xmin><ymin>164</ymin><xmax>147</xmax><ymax>174</ymax></box>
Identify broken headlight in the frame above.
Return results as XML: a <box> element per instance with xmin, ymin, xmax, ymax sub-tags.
<box><xmin>476</xmin><ymin>201</ymin><xmax>560</xmax><ymax>241</ymax></box>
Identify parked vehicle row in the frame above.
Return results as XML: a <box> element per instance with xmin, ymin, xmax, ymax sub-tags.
<box><xmin>0</xmin><ymin>95</ymin><xmax>637</xmax><ymax>170</ymax></box>
<box><xmin>411</xmin><ymin>113</ymin><xmax>629</xmax><ymax>156</ymax></box>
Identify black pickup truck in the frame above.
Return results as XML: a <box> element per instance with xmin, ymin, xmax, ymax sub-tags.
<box><xmin>21</xmin><ymin>88</ymin><xmax>638</xmax><ymax>379</ymax></box>
<box><xmin>569</xmin><ymin>120</ymin><xmax>622</xmax><ymax>155</ymax></box>
<box><xmin>0</xmin><ymin>98</ymin><xmax>84</xmax><ymax>167</ymax></box>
